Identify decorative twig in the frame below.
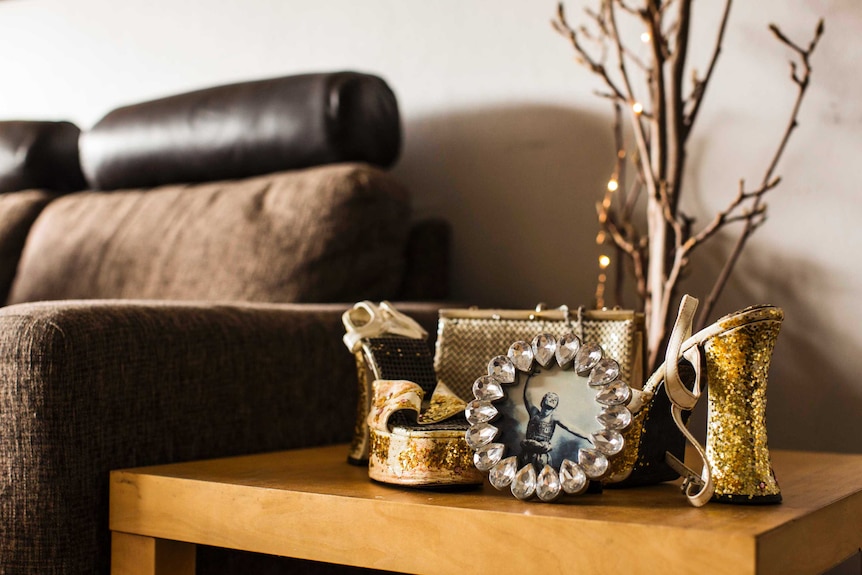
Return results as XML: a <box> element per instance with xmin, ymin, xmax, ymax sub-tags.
<box><xmin>610</xmin><ymin>100</ymin><xmax>631</xmax><ymax>307</ymax></box>
<box><xmin>695</xmin><ymin>18</ymin><xmax>824</xmax><ymax>329</ymax></box>
<box><xmin>657</xmin><ymin>0</ymin><xmax>679</xmax><ymax>17</ymax></box>
<box><xmin>684</xmin><ymin>0</ymin><xmax>733</xmax><ymax>138</ymax></box>
<box><xmin>617</xmin><ymin>0</ymin><xmax>642</xmax><ymax>17</ymax></box>
<box><xmin>552</xmin><ymin>4</ymin><xmax>627</xmax><ymax>102</ymax></box>
<box><xmin>554</xmin><ymin>1</ymin><xmax>823</xmax><ymax>370</ymax></box>
<box><xmin>605</xmin><ymin>1</ymin><xmax>658</xmax><ymax>196</ymax></box>
<box><xmin>622</xmin><ymin>150</ymin><xmax>644</xmax><ymax>220</ymax></box>
<box><xmin>666</xmin><ymin>0</ymin><xmax>692</xmax><ymax>216</ymax></box>
<box><xmin>686</xmin><ymin>177</ymin><xmax>780</xmax><ymax>249</ymax></box>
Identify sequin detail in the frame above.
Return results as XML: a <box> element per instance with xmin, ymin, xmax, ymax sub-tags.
<box><xmin>348</xmin><ymin>352</ymin><xmax>373</xmax><ymax>462</ymax></box>
<box><xmin>368</xmin><ymin>428</ymin><xmax>482</xmax><ymax>486</ymax></box>
<box><xmin>705</xmin><ymin>319</ymin><xmax>782</xmax><ymax>499</ymax></box>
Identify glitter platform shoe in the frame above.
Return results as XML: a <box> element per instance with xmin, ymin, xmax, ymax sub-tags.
<box><xmin>644</xmin><ymin>295</ymin><xmax>783</xmax><ymax>507</ymax></box>
<box><xmin>342</xmin><ymin>301</ymin><xmax>482</xmax><ymax>486</ymax></box>
<box><xmin>342</xmin><ymin>300</ymin><xmax>429</xmax><ymax>464</ymax></box>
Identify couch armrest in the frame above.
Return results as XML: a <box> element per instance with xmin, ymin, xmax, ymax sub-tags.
<box><xmin>0</xmin><ymin>299</ymin><xmax>442</xmax><ymax>575</ymax></box>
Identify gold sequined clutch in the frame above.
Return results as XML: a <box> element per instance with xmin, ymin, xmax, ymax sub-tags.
<box><xmin>435</xmin><ymin>306</ymin><xmax>644</xmax><ymax>400</ymax></box>
<box><xmin>434</xmin><ymin>306</ymin><xmax>650</xmax><ymax>483</ymax></box>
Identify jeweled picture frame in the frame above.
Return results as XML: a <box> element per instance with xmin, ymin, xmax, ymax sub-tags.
<box><xmin>466</xmin><ymin>333</ymin><xmax>633</xmax><ymax>502</ymax></box>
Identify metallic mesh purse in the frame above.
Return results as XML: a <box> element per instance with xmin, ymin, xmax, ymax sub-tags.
<box><xmin>434</xmin><ymin>305</ymin><xmax>651</xmax><ymax>484</ymax></box>
<box><xmin>435</xmin><ymin>306</ymin><xmax>644</xmax><ymax>401</ymax></box>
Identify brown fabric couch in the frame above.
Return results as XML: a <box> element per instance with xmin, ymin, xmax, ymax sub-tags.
<box><xmin>0</xmin><ymin>73</ymin><xmax>448</xmax><ymax>575</ymax></box>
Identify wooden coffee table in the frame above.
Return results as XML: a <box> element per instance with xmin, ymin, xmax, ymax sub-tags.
<box><xmin>109</xmin><ymin>444</ymin><xmax>862</xmax><ymax>575</ymax></box>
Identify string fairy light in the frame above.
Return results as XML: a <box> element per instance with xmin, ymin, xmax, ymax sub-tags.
<box><xmin>595</xmin><ymin>254</ymin><xmax>611</xmax><ymax>309</ymax></box>
<box><xmin>599</xmin><ymin>254</ymin><xmax>611</xmax><ymax>269</ymax></box>
<box><xmin>596</xmin><ymin>168</ymin><xmax>617</xmax><ymax>308</ymax></box>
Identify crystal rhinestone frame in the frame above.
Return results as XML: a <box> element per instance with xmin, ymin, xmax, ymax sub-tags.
<box><xmin>466</xmin><ymin>333</ymin><xmax>633</xmax><ymax>502</ymax></box>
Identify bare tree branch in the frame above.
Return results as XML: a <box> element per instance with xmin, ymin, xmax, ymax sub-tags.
<box><xmin>552</xmin><ymin>3</ymin><xmax>628</xmax><ymax>101</ymax></box>
<box><xmin>696</xmin><ymin>19</ymin><xmax>824</xmax><ymax>329</ymax></box>
<box><xmin>686</xmin><ymin>177</ymin><xmax>780</xmax><ymax>249</ymax></box>
<box><xmin>605</xmin><ymin>0</ymin><xmax>656</xmax><ymax>191</ymax></box>
<box><xmin>554</xmin><ymin>2</ymin><xmax>823</xmax><ymax>370</ymax></box>
<box><xmin>666</xmin><ymin>0</ymin><xmax>692</xmax><ymax>217</ymax></box>
<box><xmin>684</xmin><ymin>0</ymin><xmax>733</xmax><ymax>136</ymax></box>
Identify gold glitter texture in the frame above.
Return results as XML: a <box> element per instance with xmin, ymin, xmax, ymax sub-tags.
<box><xmin>418</xmin><ymin>394</ymin><xmax>466</xmax><ymax>424</ymax></box>
<box><xmin>705</xmin><ymin>318</ymin><xmax>782</xmax><ymax>500</ymax></box>
<box><xmin>348</xmin><ymin>353</ymin><xmax>373</xmax><ymax>462</ymax></box>
<box><xmin>365</xmin><ymin>379</ymin><xmax>481</xmax><ymax>486</ymax></box>
<box><xmin>607</xmin><ymin>408</ymin><xmax>647</xmax><ymax>482</ymax></box>
<box><xmin>418</xmin><ymin>381</ymin><xmax>467</xmax><ymax>424</ymax></box>
<box><xmin>368</xmin><ymin>428</ymin><xmax>483</xmax><ymax>486</ymax></box>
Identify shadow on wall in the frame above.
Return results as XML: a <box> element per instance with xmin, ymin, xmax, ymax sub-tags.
<box><xmin>395</xmin><ymin>103</ymin><xmax>861</xmax><ymax>454</ymax></box>
<box><xmin>394</xmin><ymin>104</ymin><xmax>614</xmax><ymax>308</ymax></box>
<box><xmin>681</xmin><ymin>239</ymin><xmax>862</xmax><ymax>454</ymax></box>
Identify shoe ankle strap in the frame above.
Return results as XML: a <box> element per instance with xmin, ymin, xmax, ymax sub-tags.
<box><xmin>667</xmin><ymin>405</ymin><xmax>714</xmax><ymax>507</ymax></box>
<box><xmin>342</xmin><ymin>300</ymin><xmax>428</xmax><ymax>353</ymax></box>
<box><xmin>663</xmin><ymin>294</ymin><xmax>715</xmax><ymax>507</ymax></box>
<box><xmin>665</xmin><ymin>295</ymin><xmax>701</xmax><ymax>411</ymax></box>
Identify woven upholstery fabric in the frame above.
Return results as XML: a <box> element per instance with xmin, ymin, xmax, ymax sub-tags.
<box><xmin>0</xmin><ymin>299</ymin><xmax>441</xmax><ymax>575</ymax></box>
<box><xmin>0</xmin><ymin>190</ymin><xmax>55</xmax><ymax>304</ymax></box>
<box><xmin>7</xmin><ymin>163</ymin><xmax>409</xmax><ymax>305</ymax></box>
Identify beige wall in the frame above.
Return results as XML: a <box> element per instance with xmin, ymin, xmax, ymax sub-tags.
<box><xmin>0</xmin><ymin>0</ymin><xmax>859</xmax><ymax>454</ymax></box>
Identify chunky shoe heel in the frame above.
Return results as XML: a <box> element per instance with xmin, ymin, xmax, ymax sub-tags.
<box><xmin>647</xmin><ymin>295</ymin><xmax>783</xmax><ymax>506</ymax></box>
<box><xmin>703</xmin><ymin>309</ymin><xmax>783</xmax><ymax>504</ymax></box>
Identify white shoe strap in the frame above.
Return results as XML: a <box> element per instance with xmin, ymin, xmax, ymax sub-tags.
<box><xmin>342</xmin><ymin>300</ymin><xmax>428</xmax><ymax>353</ymax></box>
<box><xmin>665</xmin><ymin>295</ymin><xmax>701</xmax><ymax>410</ymax></box>
<box><xmin>663</xmin><ymin>294</ymin><xmax>714</xmax><ymax>507</ymax></box>
<box><xmin>669</xmin><ymin>404</ymin><xmax>715</xmax><ymax>507</ymax></box>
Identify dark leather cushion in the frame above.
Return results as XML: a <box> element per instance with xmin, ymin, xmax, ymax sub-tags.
<box><xmin>79</xmin><ymin>72</ymin><xmax>402</xmax><ymax>191</ymax></box>
<box><xmin>0</xmin><ymin>121</ymin><xmax>87</xmax><ymax>193</ymax></box>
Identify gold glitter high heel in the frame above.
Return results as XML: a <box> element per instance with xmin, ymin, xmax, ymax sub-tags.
<box><xmin>645</xmin><ymin>295</ymin><xmax>783</xmax><ymax>507</ymax></box>
<box><xmin>342</xmin><ymin>301</ymin><xmax>431</xmax><ymax>464</ymax></box>
<box><xmin>342</xmin><ymin>301</ymin><xmax>482</xmax><ymax>486</ymax></box>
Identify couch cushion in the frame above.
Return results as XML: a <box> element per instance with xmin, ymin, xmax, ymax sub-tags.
<box><xmin>7</xmin><ymin>163</ymin><xmax>409</xmax><ymax>304</ymax></box>
<box><xmin>79</xmin><ymin>72</ymin><xmax>401</xmax><ymax>191</ymax></box>
<box><xmin>0</xmin><ymin>190</ymin><xmax>56</xmax><ymax>304</ymax></box>
<box><xmin>0</xmin><ymin>121</ymin><xmax>86</xmax><ymax>193</ymax></box>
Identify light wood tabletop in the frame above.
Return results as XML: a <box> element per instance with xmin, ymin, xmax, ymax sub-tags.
<box><xmin>110</xmin><ymin>444</ymin><xmax>862</xmax><ymax>575</ymax></box>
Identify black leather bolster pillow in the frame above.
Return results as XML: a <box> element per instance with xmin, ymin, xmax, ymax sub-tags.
<box><xmin>79</xmin><ymin>71</ymin><xmax>402</xmax><ymax>191</ymax></box>
<box><xmin>0</xmin><ymin>121</ymin><xmax>87</xmax><ymax>194</ymax></box>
